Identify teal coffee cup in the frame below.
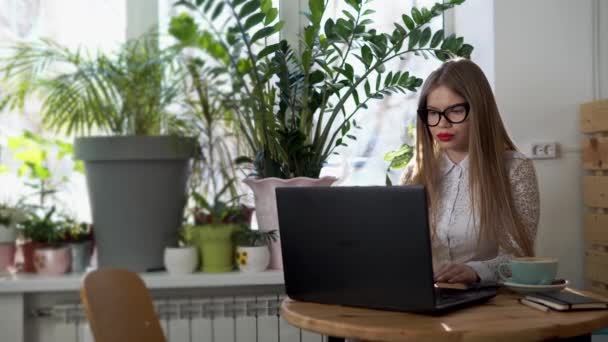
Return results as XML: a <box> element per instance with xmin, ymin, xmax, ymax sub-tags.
<box><xmin>498</xmin><ymin>257</ymin><xmax>558</xmax><ymax>285</ymax></box>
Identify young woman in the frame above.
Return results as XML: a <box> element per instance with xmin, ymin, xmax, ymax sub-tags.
<box><xmin>400</xmin><ymin>59</ymin><xmax>540</xmax><ymax>284</ymax></box>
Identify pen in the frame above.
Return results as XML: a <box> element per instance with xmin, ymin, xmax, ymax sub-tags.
<box><xmin>519</xmin><ymin>298</ymin><xmax>550</xmax><ymax>312</ymax></box>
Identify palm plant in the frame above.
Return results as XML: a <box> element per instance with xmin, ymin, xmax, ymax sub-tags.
<box><xmin>169</xmin><ymin>0</ymin><xmax>472</xmax><ymax>178</ymax></box>
<box><xmin>0</xmin><ymin>34</ymin><xmax>201</xmax><ymax>272</ymax></box>
<box><xmin>0</xmin><ymin>34</ymin><xmax>185</xmax><ymax>136</ymax></box>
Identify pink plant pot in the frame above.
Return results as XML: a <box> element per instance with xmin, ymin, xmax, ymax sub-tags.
<box><xmin>34</xmin><ymin>246</ymin><xmax>71</xmax><ymax>276</ymax></box>
<box><xmin>0</xmin><ymin>243</ymin><xmax>15</xmax><ymax>272</ymax></box>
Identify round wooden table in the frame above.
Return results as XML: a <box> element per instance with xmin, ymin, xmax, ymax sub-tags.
<box><xmin>281</xmin><ymin>289</ymin><xmax>608</xmax><ymax>342</ymax></box>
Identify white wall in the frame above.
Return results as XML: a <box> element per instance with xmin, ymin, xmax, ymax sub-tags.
<box><xmin>454</xmin><ymin>0</ymin><xmax>607</xmax><ymax>288</ymax></box>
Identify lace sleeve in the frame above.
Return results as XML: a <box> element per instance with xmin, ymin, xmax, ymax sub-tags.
<box><xmin>465</xmin><ymin>157</ymin><xmax>540</xmax><ymax>282</ymax></box>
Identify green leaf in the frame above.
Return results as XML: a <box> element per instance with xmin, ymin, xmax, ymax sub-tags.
<box><xmin>375</xmin><ymin>63</ymin><xmax>386</xmax><ymax>73</ymax></box>
<box><xmin>375</xmin><ymin>73</ymin><xmax>382</xmax><ymax>90</ymax></box>
<box><xmin>251</xmin><ymin>23</ymin><xmax>279</xmax><ymax>43</ymax></box>
<box><xmin>203</xmin><ymin>0</ymin><xmax>215</xmax><ymax>13</ymax></box>
<box><xmin>422</xmin><ymin>8</ymin><xmax>432</xmax><ymax>21</ymax></box>
<box><xmin>261</xmin><ymin>0</ymin><xmax>272</xmax><ymax>13</ymax></box>
<box><xmin>411</xmin><ymin>8</ymin><xmax>423</xmax><ymax>25</ymax></box>
<box><xmin>309</xmin><ymin>70</ymin><xmax>325</xmax><ymax>84</ymax></box>
<box><xmin>430</xmin><ymin>29</ymin><xmax>444</xmax><ymax>48</ymax></box>
<box><xmin>309</xmin><ymin>0</ymin><xmax>324</xmax><ymax>23</ymax></box>
<box><xmin>257</xmin><ymin>42</ymin><xmax>280</xmax><ymax>59</ymax></box>
<box><xmin>264</xmin><ymin>8</ymin><xmax>278</xmax><ymax>24</ymax></box>
<box><xmin>402</xmin><ymin>14</ymin><xmax>415</xmax><ymax>30</ymax></box>
<box><xmin>458</xmin><ymin>43</ymin><xmax>474</xmax><ymax>58</ymax></box>
<box><xmin>324</xmin><ymin>19</ymin><xmax>336</xmax><ymax>38</ymax></box>
<box><xmin>235</xmin><ymin>156</ymin><xmax>254</xmax><ymax>164</ymax></box>
<box><xmin>384</xmin><ymin>71</ymin><xmax>393</xmax><ymax>87</ymax></box>
<box><xmin>211</xmin><ymin>2</ymin><xmax>225</xmax><ymax>20</ymax></box>
<box><xmin>352</xmin><ymin>89</ymin><xmax>360</xmax><ymax>106</ymax></box>
<box><xmin>169</xmin><ymin>14</ymin><xmax>199</xmax><ymax>45</ymax></box>
<box><xmin>363</xmin><ymin>9</ymin><xmax>376</xmax><ymax>15</ymax></box>
<box><xmin>234</xmin><ymin>0</ymin><xmax>247</xmax><ymax>6</ymax></box>
<box><xmin>342</xmin><ymin>10</ymin><xmax>356</xmax><ymax>22</ymax></box>
<box><xmin>244</xmin><ymin>12</ymin><xmax>265</xmax><ymax>30</ymax></box>
<box><xmin>345</xmin><ymin>63</ymin><xmax>354</xmax><ymax>81</ymax></box>
<box><xmin>408</xmin><ymin>29</ymin><xmax>420</xmax><ymax>50</ymax></box>
<box><xmin>419</xmin><ymin>27</ymin><xmax>431</xmax><ymax>47</ymax></box>
<box><xmin>240</xmin><ymin>0</ymin><xmax>260</xmax><ymax>18</ymax></box>
<box><xmin>344</xmin><ymin>0</ymin><xmax>359</xmax><ymax>10</ymax></box>
<box><xmin>361</xmin><ymin>45</ymin><xmax>373</xmax><ymax>67</ymax></box>
<box><xmin>364</xmin><ymin>80</ymin><xmax>371</xmax><ymax>96</ymax></box>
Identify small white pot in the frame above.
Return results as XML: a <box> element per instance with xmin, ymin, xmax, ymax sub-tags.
<box><xmin>236</xmin><ymin>246</ymin><xmax>270</xmax><ymax>273</ymax></box>
<box><xmin>164</xmin><ymin>246</ymin><xmax>198</xmax><ymax>275</ymax></box>
<box><xmin>0</xmin><ymin>225</ymin><xmax>16</xmax><ymax>244</ymax></box>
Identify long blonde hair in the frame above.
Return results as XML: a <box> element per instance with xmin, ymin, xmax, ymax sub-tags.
<box><xmin>406</xmin><ymin>59</ymin><xmax>533</xmax><ymax>257</ymax></box>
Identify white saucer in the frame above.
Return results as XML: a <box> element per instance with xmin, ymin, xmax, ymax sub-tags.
<box><xmin>503</xmin><ymin>280</ymin><xmax>569</xmax><ymax>294</ymax></box>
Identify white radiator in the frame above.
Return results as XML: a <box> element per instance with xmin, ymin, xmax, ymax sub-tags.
<box><xmin>29</xmin><ymin>294</ymin><xmax>325</xmax><ymax>342</ymax></box>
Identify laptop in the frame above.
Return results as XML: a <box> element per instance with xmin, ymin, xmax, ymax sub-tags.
<box><xmin>275</xmin><ymin>185</ymin><xmax>497</xmax><ymax>314</ymax></box>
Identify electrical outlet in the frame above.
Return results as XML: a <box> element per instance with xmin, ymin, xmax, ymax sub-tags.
<box><xmin>530</xmin><ymin>142</ymin><xmax>559</xmax><ymax>159</ymax></box>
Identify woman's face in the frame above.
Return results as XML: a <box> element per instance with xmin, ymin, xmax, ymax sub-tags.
<box><xmin>425</xmin><ymin>85</ymin><xmax>470</xmax><ymax>154</ymax></box>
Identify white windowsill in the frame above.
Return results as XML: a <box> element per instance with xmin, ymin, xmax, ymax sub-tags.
<box><xmin>0</xmin><ymin>270</ymin><xmax>285</xmax><ymax>294</ymax></box>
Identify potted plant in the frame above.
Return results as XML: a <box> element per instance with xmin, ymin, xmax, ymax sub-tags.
<box><xmin>170</xmin><ymin>0</ymin><xmax>472</xmax><ymax>269</ymax></box>
<box><xmin>163</xmin><ymin>227</ymin><xmax>198</xmax><ymax>275</ymax></box>
<box><xmin>61</xmin><ymin>220</ymin><xmax>93</xmax><ymax>273</ymax></box>
<box><xmin>0</xmin><ymin>203</ymin><xmax>26</xmax><ymax>273</ymax></box>
<box><xmin>19</xmin><ymin>207</ymin><xmax>71</xmax><ymax>275</ymax></box>
<box><xmin>174</xmin><ymin>68</ymin><xmax>253</xmax><ymax>273</ymax></box>
<box><xmin>235</xmin><ymin>229</ymin><xmax>277</xmax><ymax>273</ymax></box>
<box><xmin>0</xmin><ymin>34</ymin><xmax>199</xmax><ymax>271</ymax></box>
<box><xmin>186</xmin><ymin>190</ymin><xmax>252</xmax><ymax>273</ymax></box>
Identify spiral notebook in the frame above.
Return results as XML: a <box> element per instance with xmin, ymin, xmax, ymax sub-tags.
<box><xmin>524</xmin><ymin>291</ymin><xmax>608</xmax><ymax>311</ymax></box>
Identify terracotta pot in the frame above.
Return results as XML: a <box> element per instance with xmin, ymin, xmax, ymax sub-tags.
<box><xmin>19</xmin><ymin>241</ymin><xmax>41</xmax><ymax>273</ymax></box>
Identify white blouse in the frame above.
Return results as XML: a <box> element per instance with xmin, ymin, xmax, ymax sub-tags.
<box><xmin>400</xmin><ymin>151</ymin><xmax>540</xmax><ymax>282</ymax></box>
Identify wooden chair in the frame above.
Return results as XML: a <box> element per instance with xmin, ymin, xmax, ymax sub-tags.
<box><xmin>80</xmin><ymin>268</ymin><xmax>166</xmax><ymax>342</ymax></box>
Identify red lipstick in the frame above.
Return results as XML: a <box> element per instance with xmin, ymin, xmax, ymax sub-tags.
<box><xmin>436</xmin><ymin>133</ymin><xmax>454</xmax><ymax>142</ymax></box>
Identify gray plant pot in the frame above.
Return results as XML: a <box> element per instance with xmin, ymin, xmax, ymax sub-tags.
<box><xmin>75</xmin><ymin>136</ymin><xmax>197</xmax><ymax>272</ymax></box>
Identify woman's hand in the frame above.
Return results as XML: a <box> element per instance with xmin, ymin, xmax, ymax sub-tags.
<box><xmin>435</xmin><ymin>263</ymin><xmax>480</xmax><ymax>284</ymax></box>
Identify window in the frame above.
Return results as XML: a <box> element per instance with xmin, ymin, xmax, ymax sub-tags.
<box><xmin>0</xmin><ymin>0</ymin><xmax>126</xmax><ymax>222</ymax></box>
<box><xmin>320</xmin><ymin>0</ymin><xmax>442</xmax><ymax>185</ymax></box>
<box><xmin>0</xmin><ymin>0</ymin><xmax>443</xmax><ymax>221</ymax></box>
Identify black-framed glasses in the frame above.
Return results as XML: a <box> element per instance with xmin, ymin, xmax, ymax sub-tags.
<box><xmin>417</xmin><ymin>102</ymin><xmax>470</xmax><ymax>127</ymax></box>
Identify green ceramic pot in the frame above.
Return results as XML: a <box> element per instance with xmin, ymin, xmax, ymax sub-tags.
<box><xmin>186</xmin><ymin>224</ymin><xmax>238</xmax><ymax>273</ymax></box>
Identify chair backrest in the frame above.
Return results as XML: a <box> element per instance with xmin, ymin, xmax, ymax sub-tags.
<box><xmin>80</xmin><ymin>268</ymin><xmax>166</xmax><ymax>342</ymax></box>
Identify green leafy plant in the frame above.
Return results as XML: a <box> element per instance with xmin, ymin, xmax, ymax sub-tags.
<box><xmin>2</xmin><ymin>130</ymin><xmax>83</xmax><ymax>206</ymax></box>
<box><xmin>0</xmin><ymin>203</ymin><xmax>27</xmax><ymax>228</ymax></box>
<box><xmin>191</xmin><ymin>189</ymin><xmax>253</xmax><ymax>227</ymax></box>
<box><xmin>19</xmin><ymin>206</ymin><xmax>69</xmax><ymax>245</ymax></box>
<box><xmin>181</xmin><ymin>64</ymin><xmax>250</xmax><ymax>214</ymax></box>
<box><xmin>170</xmin><ymin>0</ymin><xmax>471</xmax><ymax>178</ymax></box>
<box><xmin>384</xmin><ymin>124</ymin><xmax>415</xmax><ymax>186</ymax></box>
<box><xmin>0</xmin><ymin>34</ymin><xmax>186</xmax><ymax>136</ymax></box>
<box><xmin>235</xmin><ymin>228</ymin><xmax>277</xmax><ymax>247</ymax></box>
<box><xmin>60</xmin><ymin>220</ymin><xmax>93</xmax><ymax>243</ymax></box>
<box><xmin>180</xmin><ymin>65</ymin><xmax>254</xmax><ymax>229</ymax></box>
